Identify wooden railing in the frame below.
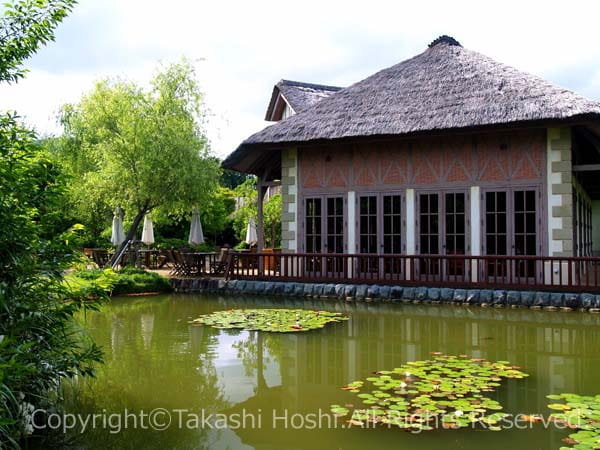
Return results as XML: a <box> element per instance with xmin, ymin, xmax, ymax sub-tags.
<box><xmin>225</xmin><ymin>252</ymin><xmax>600</xmax><ymax>292</ymax></box>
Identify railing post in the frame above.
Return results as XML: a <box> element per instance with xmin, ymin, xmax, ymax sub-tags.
<box><xmin>221</xmin><ymin>252</ymin><xmax>600</xmax><ymax>292</ymax></box>
<box><xmin>224</xmin><ymin>252</ymin><xmax>233</xmax><ymax>280</ymax></box>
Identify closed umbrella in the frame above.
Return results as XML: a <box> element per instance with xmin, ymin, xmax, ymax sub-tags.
<box><xmin>188</xmin><ymin>207</ymin><xmax>205</xmax><ymax>246</ymax></box>
<box><xmin>245</xmin><ymin>217</ymin><xmax>258</xmax><ymax>246</ymax></box>
<box><xmin>110</xmin><ymin>206</ymin><xmax>126</xmax><ymax>246</ymax></box>
<box><xmin>141</xmin><ymin>214</ymin><xmax>155</xmax><ymax>246</ymax></box>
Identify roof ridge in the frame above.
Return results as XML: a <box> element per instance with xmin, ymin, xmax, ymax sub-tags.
<box><xmin>279</xmin><ymin>79</ymin><xmax>343</xmax><ymax>91</ymax></box>
<box><xmin>428</xmin><ymin>35</ymin><xmax>462</xmax><ymax>48</ymax></box>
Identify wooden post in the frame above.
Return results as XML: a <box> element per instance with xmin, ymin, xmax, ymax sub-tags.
<box><xmin>257</xmin><ymin>176</ymin><xmax>266</xmax><ymax>252</ymax></box>
<box><xmin>257</xmin><ymin>176</ymin><xmax>267</xmax><ymax>275</ymax></box>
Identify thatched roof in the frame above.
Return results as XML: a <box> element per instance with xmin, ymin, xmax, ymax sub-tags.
<box><xmin>265</xmin><ymin>79</ymin><xmax>342</xmax><ymax>120</ymax></box>
<box><xmin>225</xmin><ymin>35</ymin><xmax>600</xmax><ymax>173</ymax></box>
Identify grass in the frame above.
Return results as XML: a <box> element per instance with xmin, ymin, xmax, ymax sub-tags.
<box><xmin>64</xmin><ymin>267</ymin><xmax>172</xmax><ymax>298</ymax></box>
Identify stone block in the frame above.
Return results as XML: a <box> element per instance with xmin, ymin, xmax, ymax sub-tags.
<box><xmin>552</xmin><ymin>227</ymin><xmax>573</xmax><ymax>240</ymax></box>
<box><xmin>551</xmin><ymin>183</ymin><xmax>572</xmax><ymax>195</ymax></box>
<box><xmin>402</xmin><ymin>287</ymin><xmax>415</xmax><ymax>301</ymax></box>
<box><xmin>479</xmin><ymin>290</ymin><xmax>493</xmax><ymax>304</ymax></box>
<box><xmin>564</xmin><ymin>293</ymin><xmax>580</xmax><ymax>309</ymax></box>
<box><xmin>441</xmin><ymin>288</ymin><xmax>454</xmax><ymax>302</ymax></box>
<box><xmin>550</xmin><ymin>292</ymin><xmax>564</xmax><ymax>307</ymax></box>
<box><xmin>284</xmin><ymin>283</ymin><xmax>295</xmax><ymax>295</ymax></box>
<box><xmin>313</xmin><ymin>284</ymin><xmax>325</xmax><ymax>297</ymax></box>
<box><xmin>534</xmin><ymin>291</ymin><xmax>550</xmax><ymax>307</ymax></box>
<box><xmin>273</xmin><ymin>282</ymin><xmax>285</xmax><ymax>295</ymax></box>
<box><xmin>416</xmin><ymin>287</ymin><xmax>428</xmax><ymax>301</ymax></box>
<box><xmin>379</xmin><ymin>285</ymin><xmax>391</xmax><ymax>299</ymax></box>
<box><xmin>582</xmin><ymin>293</ymin><xmax>598</xmax><ymax>308</ymax></box>
<box><xmin>293</xmin><ymin>283</ymin><xmax>305</xmax><ymax>296</ymax></box>
<box><xmin>427</xmin><ymin>288</ymin><xmax>441</xmax><ymax>301</ymax></box>
<box><xmin>520</xmin><ymin>291</ymin><xmax>534</xmax><ymax>306</ymax></box>
<box><xmin>507</xmin><ymin>291</ymin><xmax>521</xmax><ymax>306</ymax></box>
<box><xmin>551</xmin><ymin>161</ymin><xmax>571</xmax><ymax>173</ymax></box>
<box><xmin>281</xmin><ymin>212</ymin><xmax>295</xmax><ymax>222</ymax></box>
<box><xmin>281</xmin><ymin>231</ymin><xmax>296</xmax><ymax>240</ymax></box>
<box><xmin>303</xmin><ymin>284</ymin><xmax>314</xmax><ymax>296</ymax></box>
<box><xmin>466</xmin><ymin>290</ymin><xmax>480</xmax><ymax>304</ymax></box>
<box><xmin>453</xmin><ymin>289</ymin><xmax>467</xmax><ymax>303</ymax></box>
<box><xmin>324</xmin><ymin>284</ymin><xmax>337</xmax><ymax>297</ymax></box>
<box><xmin>492</xmin><ymin>290</ymin><xmax>506</xmax><ymax>305</ymax></box>
<box><xmin>356</xmin><ymin>285</ymin><xmax>368</xmax><ymax>300</ymax></box>
<box><xmin>390</xmin><ymin>286</ymin><xmax>403</xmax><ymax>301</ymax></box>
<box><xmin>263</xmin><ymin>282</ymin><xmax>274</xmax><ymax>295</ymax></box>
<box><xmin>255</xmin><ymin>282</ymin><xmax>266</xmax><ymax>294</ymax></box>
<box><xmin>367</xmin><ymin>285</ymin><xmax>380</xmax><ymax>299</ymax></box>
<box><xmin>552</xmin><ymin>205</ymin><xmax>572</xmax><ymax>218</ymax></box>
<box><xmin>344</xmin><ymin>285</ymin><xmax>356</xmax><ymax>299</ymax></box>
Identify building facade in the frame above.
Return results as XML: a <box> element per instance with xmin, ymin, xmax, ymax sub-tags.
<box><xmin>224</xmin><ymin>36</ymin><xmax>600</xmax><ymax>288</ymax></box>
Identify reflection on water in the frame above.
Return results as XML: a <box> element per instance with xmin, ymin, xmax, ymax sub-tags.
<box><xmin>64</xmin><ymin>294</ymin><xmax>600</xmax><ymax>449</ymax></box>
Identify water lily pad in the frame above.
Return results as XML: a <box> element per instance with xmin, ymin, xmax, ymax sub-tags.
<box><xmin>547</xmin><ymin>393</ymin><xmax>600</xmax><ymax>449</ymax></box>
<box><xmin>190</xmin><ymin>308</ymin><xmax>348</xmax><ymax>332</ymax></box>
<box><xmin>330</xmin><ymin>354</ymin><xmax>528</xmax><ymax>432</ymax></box>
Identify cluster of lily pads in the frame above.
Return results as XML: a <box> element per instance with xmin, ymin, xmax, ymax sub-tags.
<box><xmin>190</xmin><ymin>308</ymin><xmax>348</xmax><ymax>332</ymax></box>
<box><xmin>330</xmin><ymin>353</ymin><xmax>528</xmax><ymax>432</ymax></box>
<box><xmin>546</xmin><ymin>393</ymin><xmax>600</xmax><ymax>449</ymax></box>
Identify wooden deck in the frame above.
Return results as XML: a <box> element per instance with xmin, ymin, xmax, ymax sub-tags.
<box><xmin>225</xmin><ymin>252</ymin><xmax>600</xmax><ymax>292</ymax></box>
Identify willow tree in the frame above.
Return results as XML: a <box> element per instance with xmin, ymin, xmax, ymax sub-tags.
<box><xmin>58</xmin><ymin>61</ymin><xmax>219</xmax><ymax>259</ymax></box>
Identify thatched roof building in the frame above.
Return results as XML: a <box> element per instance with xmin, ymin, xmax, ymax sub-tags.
<box><xmin>224</xmin><ymin>35</ymin><xmax>600</xmax><ymax>174</ymax></box>
<box><xmin>265</xmin><ymin>80</ymin><xmax>342</xmax><ymax>121</ymax></box>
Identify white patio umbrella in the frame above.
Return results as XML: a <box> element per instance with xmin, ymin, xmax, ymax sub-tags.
<box><xmin>188</xmin><ymin>207</ymin><xmax>205</xmax><ymax>246</ymax></box>
<box><xmin>141</xmin><ymin>214</ymin><xmax>155</xmax><ymax>246</ymax></box>
<box><xmin>110</xmin><ymin>206</ymin><xmax>126</xmax><ymax>246</ymax></box>
<box><xmin>245</xmin><ymin>217</ymin><xmax>258</xmax><ymax>246</ymax></box>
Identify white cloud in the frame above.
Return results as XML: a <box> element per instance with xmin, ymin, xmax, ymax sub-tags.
<box><xmin>2</xmin><ymin>0</ymin><xmax>600</xmax><ymax>157</ymax></box>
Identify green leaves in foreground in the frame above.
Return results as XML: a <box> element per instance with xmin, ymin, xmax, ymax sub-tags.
<box><xmin>191</xmin><ymin>309</ymin><xmax>348</xmax><ymax>332</ymax></box>
<box><xmin>331</xmin><ymin>353</ymin><xmax>528</xmax><ymax>432</ymax></box>
<box><xmin>546</xmin><ymin>393</ymin><xmax>600</xmax><ymax>449</ymax></box>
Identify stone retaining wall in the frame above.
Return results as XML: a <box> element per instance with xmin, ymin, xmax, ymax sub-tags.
<box><xmin>170</xmin><ymin>278</ymin><xmax>600</xmax><ymax>312</ymax></box>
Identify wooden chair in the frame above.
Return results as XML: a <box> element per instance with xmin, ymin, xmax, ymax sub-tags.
<box><xmin>91</xmin><ymin>249</ymin><xmax>110</xmax><ymax>268</ymax></box>
<box><xmin>183</xmin><ymin>252</ymin><xmax>200</xmax><ymax>276</ymax></box>
<box><xmin>157</xmin><ymin>249</ymin><xmax>171</xmax><ymax>269</ymax></box>
<box><xmin>173</xmin><ymin>250</ymin><xmax>193</xmax><ymax>276</ymax></box>
<box><xmin>210</xmin><ymin>248</ymin><xmax>230</xmax><ymax>275</ymax></box>
<box><xmin>169</xmin><ymin>249</ymin><xmax>185</xmax><ymax>276</ymax></box>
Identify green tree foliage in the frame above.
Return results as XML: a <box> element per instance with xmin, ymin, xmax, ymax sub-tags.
<box><xmin>201</xmin><ymin>186</ymin><xmax>236</xmax><ymax>239</ymax></box>
<box><xmin>264</xmin><ymin>192</ymin><xmax>282</xmax><ymax>248</ymax></box>
<box><xmin>232</xmin><ymin>178</ymin><xmax>281</xmax><ymax>248</ymax></box>
<box><xmin>0</xmin><ymin>2</ymin><xmax>105</xmax><ymax>446</ymax></box>
<box><xmin>232</xmin><ymin>177</ymin><xmax>257</xmax><ymax>243</ymax></box>
<box><xmin>0</xmin><ymin>0</ymin><xmax>75</xmax><ymax>83</ymax></box>
<box><xmin>56</xmin><ymin>60</ymin><xmax>220</xmax><ymax>258</ymax></box>
<box><xmin>220</xmin><ymin>167</ymin><xmax>250</xmax><ymax>189</ymax></box>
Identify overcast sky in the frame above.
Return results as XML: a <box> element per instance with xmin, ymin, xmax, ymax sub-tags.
<box><xmin>2</xmin><ymin>0</ymin><xmax>600</xmax><ymax>158</ymax></box>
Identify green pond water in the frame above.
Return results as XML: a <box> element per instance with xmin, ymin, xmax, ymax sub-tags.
<box><xmin>63</xmin><ymin>293</ymin><xmax>600</xmax><ymax>449</ymax></box>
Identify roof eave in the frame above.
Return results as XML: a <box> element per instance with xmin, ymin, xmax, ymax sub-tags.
<box><xmin>222</xmin><ymin>113</ymin><xmax>600</xmax><ymax>173</ymax></box>
<box><xmin>264</xmin><ymin>85</ymin><xmax>281</xmax><ymax>121</ymax></box>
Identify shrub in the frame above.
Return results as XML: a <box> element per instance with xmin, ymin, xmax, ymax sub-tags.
<box><xmin>64</xmin><ymin>268</ymin><xmax>172</xmax><ymax>297</ymax></box>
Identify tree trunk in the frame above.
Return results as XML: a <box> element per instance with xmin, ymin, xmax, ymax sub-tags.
<box><xmin>271</xmin><ymin>222</ymin><xmax>275</xmax><ymax>248</ymax></box>
<box><xmin>256</xmin><ymin>332</ymin><xmax>267</xmax><ymax>393</ymax></box>
<box><xmin>109</xmin><ymin>207</ymin><xmax>147</xmax><ymax>267</ymax></box>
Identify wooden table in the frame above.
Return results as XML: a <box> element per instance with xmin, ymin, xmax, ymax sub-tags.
<box><xmin>138</xmin><ymin>249</ymin><xmax>160</xmax><ymax>269</ymax></box>
<box><xmin>186</xmin><ymin>252</ymin><xmax>218</xmax><ymax>275</ymax></box>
